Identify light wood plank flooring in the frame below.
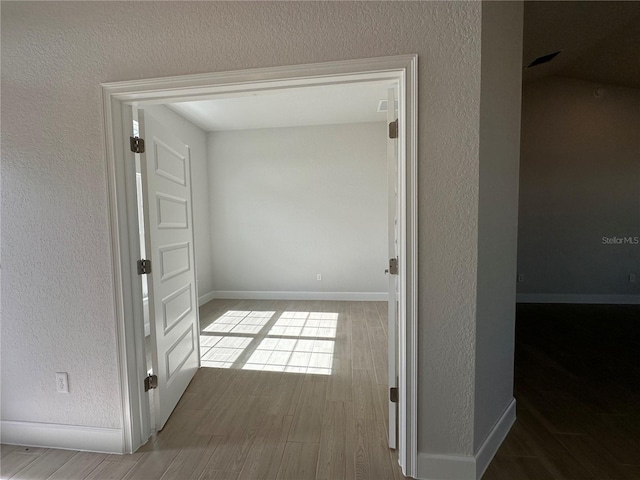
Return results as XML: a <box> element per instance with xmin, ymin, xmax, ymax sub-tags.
<box><xmin>2</xmin><ymin>300</ymin><xmax>405</xmax><ymax>480</ymax></box>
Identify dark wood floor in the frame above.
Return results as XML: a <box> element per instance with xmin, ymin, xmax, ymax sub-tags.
<box><xmin>484</xmin><ymin>303</ymin><xmax>640</xmax><ymax>480</ymax></box>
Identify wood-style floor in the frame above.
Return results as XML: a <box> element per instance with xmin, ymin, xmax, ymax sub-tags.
<box><xmin>1</xmin><ymin>299</ymin><xmax>405</xmax><ymax>480</ymax></box>
<box><xmin>2</xmin><ymin>302</ymin><xmax>639</xmax><ymax>479</ymax></box>
<box><xmin>484</xmin><ymin>303</ymin><xmax>640</xmax><ymax>480</ymax></box>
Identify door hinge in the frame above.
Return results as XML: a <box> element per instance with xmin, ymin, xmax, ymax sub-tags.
<box><xmin>388</xmin><ymin>257</ymin><xmax>398</xmax><ymax>275</ymax></box>
<box><xmin>137</xmin><ymin>259</ymin><xmax>152</xmax><ymax>275</ymax></box>
<box><xmin>388</xmin><ymin>119</ymin><xmax>398</xmax><ymax>139</ymax></box>
<box><xmin>390</xmin><ymin>387</ymin><xmax>399</xmax><ymax>403</ymax></box>
<box><xmin>144</xmin><ymin>374</ymin><xmax>158</xmax><ymax>392</ymax></box>
<box><xmin>130</xmin><ymin>136</ymin><xmax>145</xmax><ymax>153</ymax></box>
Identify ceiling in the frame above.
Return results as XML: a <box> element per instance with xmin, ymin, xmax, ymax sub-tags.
<box><xmin>169</xmin><ymin>2</ymin><xmax>640</xmax><ymax>132</ymax></box>
<box><xmin>523</xmin><ymin>1</ymin><xmax>640</xmax><ymax>89</ymax></box>
<box><xmin>168</xmin><ymin>81</ymin><xmax>392</xmax><ymax>132</ymax></box>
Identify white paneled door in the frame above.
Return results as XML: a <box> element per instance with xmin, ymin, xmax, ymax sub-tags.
<box><xmin>138</xmin><ymin>110</ymin><xmax>200</xmax><ymax>431</ymax></box>
<box><xmin>387</xmin><ymin>87</ymin><xmax>399</xmax><ymax>449</ymax></box>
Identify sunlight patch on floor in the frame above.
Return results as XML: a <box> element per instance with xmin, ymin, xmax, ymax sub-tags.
<box><xmin>203</xmin><ymin>310</ymin><xmax>275</xmax><ymax>335</ymax></box>
<box><xmin>243</xmin><ymin>337</ymin><xmax>334</xmax><ymax>374</ymax></box>
<box><xmin>200</xmin><ymin>310</ymin><xmax>337</xmax><ymax>374</ymax></box>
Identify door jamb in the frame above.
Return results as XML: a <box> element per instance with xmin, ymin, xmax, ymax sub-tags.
<box><xmin>101</xmin><ymin>54</ymin><xmax>418</xmax><ymax>477</ymax></box>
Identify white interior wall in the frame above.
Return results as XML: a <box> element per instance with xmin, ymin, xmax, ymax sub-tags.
<box><xmin>143</xmin><ymin>105</ymin><xmax>214</xmax><ymax>304</ymax></box>
<box><xmin>207</xmin><ymin>123</ymin><xmax>387</xmax><ymax>301</ymax></box>
<box><xmin>473</xmin><ymin>0</ymin><xmax>523</xmax><ymax>463</ymax></box>
<box><xmin>1</xmin><ymin>2</ymin><xmax>523</xmax><ymax>471</ymax></box>
<box><xmin>517</xmin><ymin>76</ymin><xmax>640</xmax><ymax>303</ymax></box>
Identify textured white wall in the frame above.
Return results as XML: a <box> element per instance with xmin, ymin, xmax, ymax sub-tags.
<box><xmin>518</xmin><ymin>77</ymin><xmax>640</xmax><ymax>297</ymax></box>
<box><xmin>1</xmin><ymin>1</ymin><xmax>488</xmax><ymax>456</ymax></box>
<box><xmin>474</xmin><ymin>1</ymin><xmax>523</xmax><ymax>453</ymax></box>
<box><xmin>143</xmin><ymin>105</ymin><xmax>214</xmax><ymax>301</ymax></box>
<box><xmin>208</xmin><ymin>123</ymin><xmax>387</xmax><ymax>296</ymax></box>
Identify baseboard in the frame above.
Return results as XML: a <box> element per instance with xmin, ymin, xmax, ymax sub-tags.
<box><xmin>0</xmin><ymin>420</ymin><xmax>123</xmax><ymax>453</ymax></box>
<box><xmin>416</xmin><ymin>399</ymin><xmax>516</xmax><ymax>480</ymax></box>
<box><xmin>516</xmin><ymin>294</ymin><xmax>640</xmax><ymax>305</ymax></box>
<box><xmin>475</xmin><ymin>398</ymin><xmax>516</xmax><ymax>479</ymax></box>
<box><xmin>417</xmin><ymin>452</ymin><xmax>476</xmax><ymax>480</ymax></box>
<box><xmin>208</xmin><ymin>291</ymin><xmax>389</xmax><ymax>301</ymax></box>
<box><xmin>198</xmin><ymin>290</ymin><xmax>217</xmax><ymax>306</ymax></box>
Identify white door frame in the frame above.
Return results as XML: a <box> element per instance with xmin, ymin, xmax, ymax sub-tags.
<box><xmin>101</xmin><ymin>54</ymin><xmax>418</xmax><ymax>477</ymax></box>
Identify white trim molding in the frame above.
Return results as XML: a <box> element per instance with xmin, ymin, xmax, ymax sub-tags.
<box><xmin>1</xmin><ymin>421</ymin><xmax>123</xmax><ymax>454</ymax></box>
<box><xmin>102</xmin><ymin>55</ymin><xmax>419</xmax><ymax>473</ymax></box>
<box><xmin>206</xmin><ymin>291</ymin><xmax>388</xmax><ymax>302</ymax></box>
<box><xmin>417</xmin><ymin>452</ymin><xmax>476</xmax><ymax>480</ymax></box>
<box><xmin>416</xmin><ymin>399</ymin><xmax>516</xmax><ymax>480</ymax></box>
<box><xmin>475</xmin><ymin>399</ymin><xmax>517</xmax><ymax>479</ymax></box>
<box><xmin>143</xmin><ymin>296</ymin><xmax>150</xmax><ymax>337</ymax></box>
<box><xmin>517</xmin><ymin>294</ymin><xmax>640</xmax><ymax>305</ymax></box>
<box><xmin>198</xmin><ymin>290</ymin><xmax>217</xmax><ymax>306</ymax></box>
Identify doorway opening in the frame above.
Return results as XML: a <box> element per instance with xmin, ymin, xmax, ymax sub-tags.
<box><xmin>133</xmin><ymin>81</ymin><xmax>396</xmax><ymax>431</ymax></box>
<box><xmin>102</xmin><ymin>55</ymin><xmax>418</xmax><ymax>477</ymax></box>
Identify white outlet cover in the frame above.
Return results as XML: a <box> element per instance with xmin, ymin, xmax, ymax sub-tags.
<box><xmin>55</xmin><ymin>372</ymin><xmax>69</xmax><ymax>393</ymax></box>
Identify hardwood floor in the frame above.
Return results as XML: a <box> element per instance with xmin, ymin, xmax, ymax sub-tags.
<box><xmin>484</xmin><ymin>303</ymin><xmax>640</xmax><ymax>480</ymax></box>
<box><xmin>3</xmin><ymin>302</ymin><xmax>638</xmax><ymax>479</ymax></box>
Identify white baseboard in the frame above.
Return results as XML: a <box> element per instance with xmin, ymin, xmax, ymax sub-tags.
<box><xmin>475</xmin><ymin>399</ymin><xmax>516</xmax><ymax>479</ymax></box>
<box><xmin>0</xmin><ymin>420</ymin><xmax>123</xmax><ymax>453</ymax></box>
<box><xmin>207</xmin><ymin>291</ymin><xmax>389</xmax><ymax>302</ymax></box>
<box><xmin>417</xmin><ymin>452</ymin><xmax>476</xmax><ymax>480</ymax></box>
<box><xmin>416</xmin><ymin>399</ymin><xmax>516</xmax><ymax>480</ymax></box>
<box><xmin>516</xmin><ymin>294</ymin><xmax>640</xmax><ymax>305</ymax></box>
<box><xmin>198</xmin><ymin>290</ymin><xmax>217</xmax><ymax>306</ymax></box>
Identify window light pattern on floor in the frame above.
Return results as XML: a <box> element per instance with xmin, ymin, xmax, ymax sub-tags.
<box><xmin>200</xmin><ymin>310</ymin><xmax>337</xmax><ymax>375</ymax></box>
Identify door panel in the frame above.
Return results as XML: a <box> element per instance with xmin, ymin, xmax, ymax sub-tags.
<box><xmin>138</xmin><ymin>110</ymin><xmax>199</xmax><ymax>431</ymax></box>
<box><xmin>387</xmin><ymin>87</ymin><xmax>399</xmax><ymax>449</ymax></box>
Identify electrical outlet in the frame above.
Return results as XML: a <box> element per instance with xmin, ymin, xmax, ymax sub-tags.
<box><xmin>517</xmin><ymin>274</ymin><xmax>525</xmax><ymax>283</ymax></box>
<box><xmin>630</xmin><ymin>274</ymin><xmax>636</xmax><ymax>284</ymax></box>
<box><xmin>316</xmin><ymin>273</ymin><xmax>322</xmax><ymax>281</ymax></box>
<box><xmin>56</xmin><ymin>372</ymin><xmax>69</xmax><ymax>393</ymax></box>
